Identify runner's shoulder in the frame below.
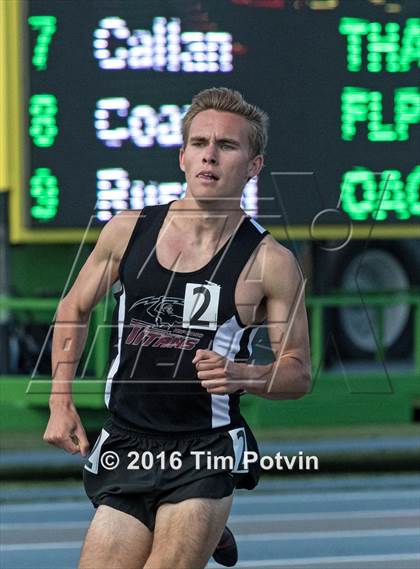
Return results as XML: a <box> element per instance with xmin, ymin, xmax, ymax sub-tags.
<box><xmin>257</xmin><ymin>233</ymin><xmax>295</xmax><ymax>266</ymax></box>
<box><xmin>256</xmin><ymin>235</ymin><xmax>302</xmax><ymax>294</ymax></box>
<box><xmin>96</xmin><ymin>210</ymin><xmax>142</xmax><ymax>263</ymax></box>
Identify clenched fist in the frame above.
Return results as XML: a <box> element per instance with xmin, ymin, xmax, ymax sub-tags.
<box><xmin>43</xmin><ymin>400</ymin><xmax>90</xmax><ymax>457</ymax></box>
<box><xmin>192</xmin><ymin>349</ymin><xmax>247</xmax><ymax>394</ymax></box>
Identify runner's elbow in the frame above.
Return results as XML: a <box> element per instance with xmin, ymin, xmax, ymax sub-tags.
<box><xmin>57</xmin><ymin>296</ymin><xmax>91</xmax><ymax>323</ymax></box>
<box><xmin>294</xmin><ymin>370</ymin><xmax>312</xmax><ymax>398</ymax></box>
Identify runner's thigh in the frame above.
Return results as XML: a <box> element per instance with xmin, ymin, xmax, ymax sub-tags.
<box><xmin>144</xmin><ymin>495</ymin><xmax>233</xmax><ymax>569</ymax></box>
<box><xmin>78</xmin><ymin>505</ymin><xmax>153</xmax><ymax>569</ymax></box>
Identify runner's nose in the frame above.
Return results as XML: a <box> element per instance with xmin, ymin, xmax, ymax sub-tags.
<box><xmin>203</xmin><ymin>156</ymin><xmax>217</xmax><ymax>164</ymax></box>
<box><xmin>202</xmin><ymin>144</ymin><xmax>218</xmax><ymax>165</ymax></box>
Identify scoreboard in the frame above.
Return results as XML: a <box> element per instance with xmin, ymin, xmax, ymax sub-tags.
<box><xmin>5</xmin><ymin>0</ymin><xmax>420</xmax><ymax>242</ymax></box>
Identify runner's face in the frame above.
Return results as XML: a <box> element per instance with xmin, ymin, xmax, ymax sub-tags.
<box><xmin>179</xmin><ymin>110</ymin><xmax>263</xmax><ymax>202</ymax></box>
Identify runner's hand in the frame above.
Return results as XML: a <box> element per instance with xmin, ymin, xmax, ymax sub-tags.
<box><xmin>43</xmin><ymin>401</ymin><xmax>90</xmax><ymax>457</ymax></box>
<box><xmin>193</xmin><ymin>349</ymin><xmax>247</xmax><ymax>394</ymax></box>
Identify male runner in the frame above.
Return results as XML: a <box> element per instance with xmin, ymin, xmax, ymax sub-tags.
<box><xmin>44</xmin><ymin>87</ymin><xmax>311</xmax><ymax>569</ymax></box>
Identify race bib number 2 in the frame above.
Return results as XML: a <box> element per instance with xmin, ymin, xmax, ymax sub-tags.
<box><xmin>182</xmin><ymin>283</ymin><xmax>220</xmax><ymax>331</ymax></box>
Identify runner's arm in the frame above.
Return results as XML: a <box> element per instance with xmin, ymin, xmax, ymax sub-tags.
<box><xmin>43</xmin><ymin>213</ymin><xmax>134</xmax><ymax>454</ymax></box>
<box><xmin>194</xmin><ymin>241</ymin><xmax>311</xmax><ymax>400</ymax></box>
<box><xmin>244</xmin><ymin>242</ymin><xmax>312</xmax><ymax>399</ymax></box>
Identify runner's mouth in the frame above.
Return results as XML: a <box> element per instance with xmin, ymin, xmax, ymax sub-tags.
<box><xmin>197</xmin><ymin>171</ymin><xmax>219</xmax><ymax>181</ymax></box>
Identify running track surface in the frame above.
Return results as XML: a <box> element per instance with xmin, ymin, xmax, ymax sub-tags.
<box><xmin>1</xmin><ymin>474</ymin><xmax>419</xmax><ymax>569</ymax></box>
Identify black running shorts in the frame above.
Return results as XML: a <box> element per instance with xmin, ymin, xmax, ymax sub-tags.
<box><xmin>83</xmin><ymin>416</ymin><xmax>260</xmax><ymax>531</ymax></box>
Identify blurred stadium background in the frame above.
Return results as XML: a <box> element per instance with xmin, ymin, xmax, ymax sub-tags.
<box><xmin>0</xmin><ymin>1</ymin><xmax>419</xmax><ymax>567</ymax></box>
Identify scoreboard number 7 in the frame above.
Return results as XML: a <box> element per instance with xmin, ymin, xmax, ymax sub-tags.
<box><xmin>28</xmin><ymin>15</ymin><xmax>56</xmax><ymax>71</ymax></box>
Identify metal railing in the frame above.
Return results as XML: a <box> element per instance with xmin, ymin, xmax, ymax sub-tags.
<box><xmin>1</xmin><ymin>291</ymin><xmax>419</xmax><ymax>379</ymax></box>
<box><xmin>307</xmin><ymin>291</ymin><xmax>420</xmax><ymax>377</ymax></box>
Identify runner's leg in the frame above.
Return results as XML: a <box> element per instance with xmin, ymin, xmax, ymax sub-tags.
<box><xmin>143</xmin><ymin>495</ymin><xmax>233</xmax><ymax>569</ymax></box>
<box><xmin>78</xmin><ymin>505</ymin><xmax>153</xmax><ymax>569</ymax></box>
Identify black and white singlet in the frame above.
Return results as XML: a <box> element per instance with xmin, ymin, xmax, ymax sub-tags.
<box><xmin>105</xmin><ymin>201</ymin><xmax>269</xmax><ymax>433</ymax></box>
